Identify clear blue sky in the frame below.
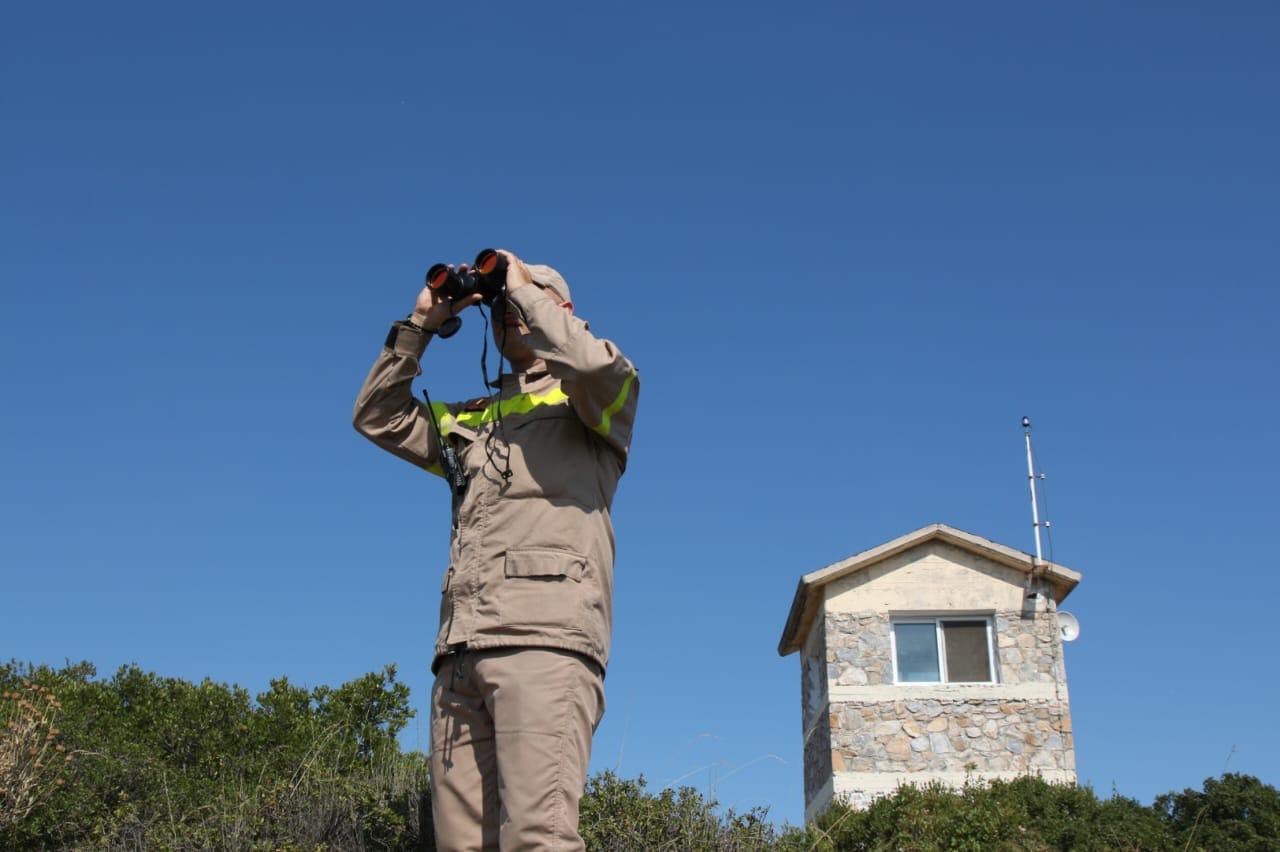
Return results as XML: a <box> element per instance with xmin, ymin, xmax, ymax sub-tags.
<box><xmin>3</xmin><ymin>1</ymin><xmax>1277</xmax><ymax>828</ymax></box>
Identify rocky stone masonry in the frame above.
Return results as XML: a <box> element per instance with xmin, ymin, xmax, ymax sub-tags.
<box><xmin>800</xmin><ymin>627</ymin><xmax>828</xmax><ymax>734</ymax></box>
<box><xmin>828</xmin><ymin>697</ymin><xmax>1074</xmax><ymax>775</ymax></box>
<box><xmin>803</xmin><ymin>607</ymin><xmax>1074</xmax><ymax>814</ymax></box>
<box><xmin>825</xmin><ymin>610</ymin><xmax>1066</xmax><ymax>687</ymax></box>
<box><xmin>814</xmin><ymin>609</ymin><xmax>1073</xmax><ymax>780</ymax></box>
<box><xmin>803</xmin><ymin>704</ymin><xmax>833</xmax><ymax>805</ymax></box>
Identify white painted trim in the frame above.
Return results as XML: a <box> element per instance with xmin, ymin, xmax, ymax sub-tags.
<box><xmin>986</xmin><ymin>618</ymin><xmax>998</xmax><ymax>683</ymax></box>
<box><xmin>804</xmin><ymin>775</ymin><xmax>834</xmax><ymax>824</ymax></box>
<box><xmin>938</xmin><ymin>618</ymin><xmax>949</xmax><ymax>681</ymax></box>
<box><xmin>833</xmin><ymin>768</ymin><xmax>1077</xmax><ymax>799</ymax></box>
<box><xmin>828</xmin><ymin>681</ymin><xmax>1060</xmax><ymax>701</ymax></box>
<box><xmin>801</xmin><ymin>525</ymin><xmax>1082</xmax><ymax>588</ymax></box>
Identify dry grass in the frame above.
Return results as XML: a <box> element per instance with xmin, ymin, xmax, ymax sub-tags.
<box><xmin>0</xmin><ymin>682</ymin><xmax>75</xmax><ymax>829</ymax></box>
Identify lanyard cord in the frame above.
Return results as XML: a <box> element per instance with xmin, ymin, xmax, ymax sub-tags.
<box><xmin>476</xmin><ymin>302</ymin><xmax>514</xmax><ymax>484</ymax></box>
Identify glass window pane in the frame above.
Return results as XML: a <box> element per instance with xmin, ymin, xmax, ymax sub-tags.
<box><xmin>943</xmin><ymin>621</ymin><xmax>992</xmax><ymax>682</ymax></box>
<box><xmin>894</xmin><ymin>623</ymin><xmax>940</xmax><ymax>682</ymax></box>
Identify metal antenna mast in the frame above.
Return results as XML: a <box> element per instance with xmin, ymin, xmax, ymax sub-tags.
<box><xmin>1021</xmin><ymin>415</ymin><xmax>1054</xmax><ymax>608</ymax></box>
<box><xmin>1021</xmin><ymin>416</ymin><xmax>1044</xmax><ymax>568</ymax></box>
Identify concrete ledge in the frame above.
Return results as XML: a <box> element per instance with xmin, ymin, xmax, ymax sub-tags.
<box><xmin>828</xmin><ymin>681</ymin><xmax>1061</xmax><ymax>702</ymax></box>
<box><xmin>807</xmin><ymin>769</ymin><xmax>1077</xmax><ymax>822</ymax></box>
<box><xmin>833</xmin><ymin>769</ymin><xmax>1077</xmax><ymax>800</ymax></box>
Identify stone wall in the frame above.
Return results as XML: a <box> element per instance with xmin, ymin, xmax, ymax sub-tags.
<box><xmin>803</xmin><ymin>705</ymin><xmax>833</xmax><ymax>805</ymax></box>
<box><xmin>826</xmin><ymin>612</ymin><xmax>892</xmax><ymax>686</ymax></box>
<box><xmin>801</xmin><ymin>618</ymin><xmax>828</xmax><ymax>734</ymax></box>
<box><xmin>825</xmin><ymin>610</ymin><xmax>1065</xmax><ymax>687</ymax></box>
<box><xmin>828</xmin><ymin>697</ymin><xmax>1074</xmax><ymax>774</ymax></box>
<box><xmin>813</xmin><ymin>608</ymin><xmax>1074</xmax><ymax>805</ymax></box>
<box><xmin>800</xmin><ymin>613</ymin><xmax>830</xmax><ymax>808</ymax></box>
<box><xmin>994</xmin><ymin>612</ymin><xmax>1065</xmax><ymax>684</ymax></box>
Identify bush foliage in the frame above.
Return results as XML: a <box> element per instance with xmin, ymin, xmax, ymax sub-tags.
<box><xmin>2</xmin><ymin>660</ymin><xmax>1276</xmax><ymax>851</ymax></box>
<box><xmin>1</xmin><ymin>660</ymin><xmax>426</xmax><ymax>850</ymax></box>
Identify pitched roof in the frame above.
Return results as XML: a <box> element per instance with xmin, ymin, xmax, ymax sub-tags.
<box><xmin>777</xmin><ymin>523</ymin><xmax>1082</xmax><ymax>656</ymax></box>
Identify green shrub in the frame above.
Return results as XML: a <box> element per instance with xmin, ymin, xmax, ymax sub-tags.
<box><xmin>782</xmin><ymin>776</ymin><xmax>1177</xmax><ymax>851</ymax></box>
<box><xmin>0</xmin><ymin>660</ymin><xmax>428</xmax><ymax>851</ymax></box>
<box><xmin>4</xmin><ymin>660</ymin><xmax>1277</xmax><ymax>852</ymax></box>
<box><xmin>579</xmin><ymin>770</ymin><xmax>775</xmax><ymax>851</ymax></box>
<box><xmin>1155</xmin><ymin>772</ymin><xmax>1280</xmax><ymax>851</ymax></box>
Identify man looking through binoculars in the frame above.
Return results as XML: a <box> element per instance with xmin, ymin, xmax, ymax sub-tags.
<box><xmin>353</xmin><ymin>249</ymin><xmax>640</xmax><ymax>851</ymax></box>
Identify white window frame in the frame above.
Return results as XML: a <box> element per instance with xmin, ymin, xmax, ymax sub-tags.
<box><xmin>889</xmin><ymin>615</ymin><xmax>999</xmax><ymax>684</ymax></box>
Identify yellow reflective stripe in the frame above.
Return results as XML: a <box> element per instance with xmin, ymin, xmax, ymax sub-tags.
<box><xmin>452</xmin><ymin>387</ymin><xmax>570</xmax><ymax>428</ymax></box>
<box><xmin>592</xmin><ymin>370</ymin><xmax>636</xmax><ymax>438</ymax></box>
<box><xmin>422</xmin><ymin>400</ymin><xmax>456</xmax><ymax>436</ymax></box>
<box><xmin>424</xmin><ymin>401</ymin><xmax>451</xmax><ymax>477</ymax></box>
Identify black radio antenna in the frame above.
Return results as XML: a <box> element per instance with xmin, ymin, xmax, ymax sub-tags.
<box><xmin>421</xmin><ymin>387</ymin><xmax>467</xmax><ymax>498</ymax></box>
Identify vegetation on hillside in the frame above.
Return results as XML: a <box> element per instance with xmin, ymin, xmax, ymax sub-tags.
<box><xmin>2</xmin><ymin>660</ymin><xmax>1275</xmax><ymax>851</ymax></box>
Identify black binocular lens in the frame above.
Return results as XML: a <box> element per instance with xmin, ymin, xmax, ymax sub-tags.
<box><xmin>474</xmin><ymin>249</ymin><xmax>506</xmax><ymax>279</ymax></box>
<box><xmin>426</xmin><ymin>263</ymin><xmax>456</xmax><ymax>292</ymax></box>
<box><xmin>424</xmin><ymin>250</ymin><xmax>508</xmax><ymax>307</ymax></box>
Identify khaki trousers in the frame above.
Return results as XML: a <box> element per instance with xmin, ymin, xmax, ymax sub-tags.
<box><xmin>430</xmin><ymin>648</ymin><xmax>605</xmax><ymax>852</ymax></box>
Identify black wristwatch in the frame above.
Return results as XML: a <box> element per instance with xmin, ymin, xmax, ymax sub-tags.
<box><xmin>384</xmin><ymin>317</ymin><xmax>434</xmax><ymax>349</ymax></box>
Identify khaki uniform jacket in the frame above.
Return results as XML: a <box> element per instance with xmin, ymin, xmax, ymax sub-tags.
<box><xmin>353</xmin><ymin>285</ymin><xmax>639</xmax><ymax>674</ymax></box>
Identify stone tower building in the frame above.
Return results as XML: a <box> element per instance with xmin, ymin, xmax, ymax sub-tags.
<box><xmin>777</xmin><ymin>524</ymin><xmax>1082</xmax><ymax>820</ymax></box>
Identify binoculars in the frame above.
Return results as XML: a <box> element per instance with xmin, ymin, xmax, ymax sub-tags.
<box><xmin>427</xmin><ymin>249</ymin><xmax>508</xmax><ymax>305</ymax></box>
<box><xmin>425</xmin><ymin>249</ymin><xmax>508</xmax><ymax>338</ymax></box>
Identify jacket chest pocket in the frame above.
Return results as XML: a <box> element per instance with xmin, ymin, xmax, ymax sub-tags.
<box><xmin>498</xmin><ymin>548</ymin><xmax>585</xmax><ymax>632</ymax></box>
<box><xmin>506</xmin><ymin>413</ymin><xmax>598</xmax><ymax>505</ymax></box>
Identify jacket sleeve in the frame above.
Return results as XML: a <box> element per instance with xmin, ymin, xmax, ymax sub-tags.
<box><xmin>352</xmin><ymin>320</ymin><xmax>455</xmax><ymax>477</ymax></box>
<box><xmin>507</xmin><ymin>285</ymin><xmax>640</xmax><ymax>467</ymax></box>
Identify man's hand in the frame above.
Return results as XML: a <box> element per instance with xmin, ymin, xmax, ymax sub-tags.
<box><xmin>496</xmin><ymin>250</ymin><xmax>535</xmax><ymax>293</ymax></box>
<box><xmin>412</xmin><ymin>264</ymin><xmax>483</xmax><ymax>331</ymax></box>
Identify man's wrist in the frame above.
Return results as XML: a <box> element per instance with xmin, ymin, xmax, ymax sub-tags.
<box><xmin>408</xmin><ymin>311</ymin><xmax>436</xmax><ymax>332</ymax></box>
<box><xmin>385</xmin><ymin>316</ymin><xmax>433</xmax><ymax>357</ymax></box>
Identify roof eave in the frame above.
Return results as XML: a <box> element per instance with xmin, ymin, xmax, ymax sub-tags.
<box><xmin>777</xmin><ymin>524</ymin><xmax>1082</xmax><ymax>655</ymax></box>
<box><xmin>777</xmin><ymin>579</ymin><xmax>809</xmax><ymax>656</ymax></box>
